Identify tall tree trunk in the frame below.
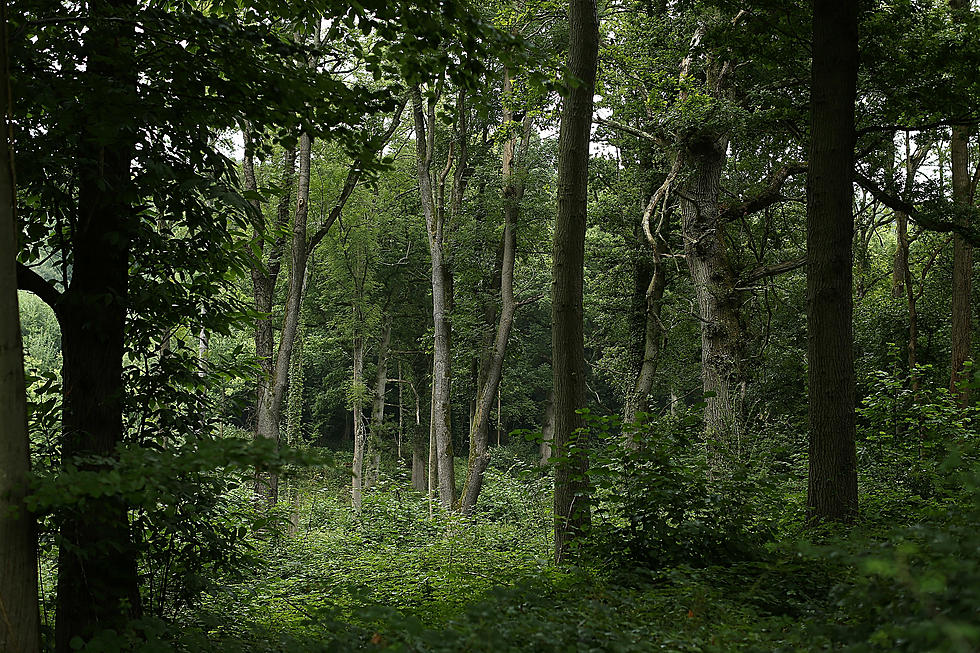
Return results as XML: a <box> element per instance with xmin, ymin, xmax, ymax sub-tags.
<box><xmin>552</xmin><ymin>0</ymin><xmax>598</xmax><ymax>563</ymax></box>
<box><xmin>366</xmin><ymin>317</ymin><xmax>392</xmax><ymax>489</ymax></box>
<box><xmin>459</xmin><ymin>71</ymin><xmax>529</xmax><ymax>512</ymax></box>
<box><xmin>950</xmin><ymin>125</ymin><xmax>972</xmax><ymax>405</ymax></box>
<box><xmin>0</xmin><ymin>12</ymin><xmax>41</xmax><ymax>644</ymax></box>
<box><xmin>351</xmin><ymin>331</ymin><xmax>367</xmax><ymax>510</ymax></box>
<box><xmin>806</xmin><ymin>0</ymin><xmax>859</xmax><ymax>523</ymax></box>
<box><xmin>56</xmin><ymin>2</ymin><xmax>142</xmax><ymax>647</ymax></box>
<box><xmin>254</xmin><ymin>131</ymin><xmax>312</xmax><ymax>506</ymax></box>
<box><xmin>243</xmin><ymin>139</ymin><xmax>296</xmax><ymax>421</ymax></box>
<box><xmin>413</xmin><ymin>84</ymin><xmax>456</xmax><ymax>509</ymax></box>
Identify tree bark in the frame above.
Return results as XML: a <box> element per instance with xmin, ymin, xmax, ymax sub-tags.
<box><xmin>0</xmin><ymin>12</ymin><xmax>41</xmax><ymax>644</ymax></box>
<box><xmin>950</xmin><ymin>122</ymin><xmax>972</xmax><ymax>405</ymax></box>
<box><xmin>244</xmin><ymin>139</ymin><xmax>296</xmax><ymax>420</ymax></box>
<box><xmin>254</xmin><ymin>131</ymin><xmax>311</xmax><ymax>506</ymax></box>
<box><xmin>806</xmin><ymin>0</ymin><xmax>859</xmax><ymax>523</ymax></box>
<box><xmin>366</xmin><ymin>317</ymin><xmax>392</xmax><ymax>489</ymax></box>
<box><xmin>539</xmin><ymin>390</ymin><xmax>556</xmax><ymax>466</ymax></box>
<box><xmin>625</xmin><ymin>194</ymin><xmax>669</xmax><ymax>425</ymax></box>
<box><xmin>459</xmin><ymin>70</ymin><xmax>529</xmax><ymax>513</ymax></box>
<box><xmin>55</xmin><ymin>2</ymin><xmax>143</xmax><ymax>647</ymax></box>
<box><xmin>552</xmin><ymin>0</ymin><xmax>598</xmax><ymax>563</ymax></box>
<box><xmin>413</xmin><ymin>84</ymin><xmax>457</xmax><ymax>509</ymax></box>
<box><xmin>351</xmin><ymin>330</ymin><xmax>367</xmax><ymax>510</ymax></box>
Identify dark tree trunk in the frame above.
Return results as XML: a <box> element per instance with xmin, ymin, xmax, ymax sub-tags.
<box><xmin>950</xmin><ymin>121</ymin><xmax>972</xmax><ymax>405</ymax></box>
<box><xmin>55</xmin><ymin>1</ymin><xmax>143</xmax><ymax>648</ymax></box>
<box><xmin>552</xmin><ymin>0</ymin><xmax>598</xmax><ymax>563</ymax></box>
<box><xmin>0</xmin><ymin>16</ymin><xmax>40</xmax><ymax>645</ymax></box>
<box><xmin>805</xmin><ymin>0</ymin><xmax>859</xmax><ymax>523</ymax></box>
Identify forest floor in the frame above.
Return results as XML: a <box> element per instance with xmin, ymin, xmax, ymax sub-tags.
<box><xmin>176</xmin><ymin>443</ymin><xmax>980</xmax><ymax>653</ymax></box>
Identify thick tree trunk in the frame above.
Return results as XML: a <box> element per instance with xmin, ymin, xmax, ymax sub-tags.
<box><xmin>0</xmin><ymin>30</ymin><xmax>41</xmax><ymax>647</ymax></box>
<box><xmin>413</xmin><ymin>84</ymin><xmax>456</xmax><ymax>509</ymax></box>
<box><xmin>254</xmin><ymin>131</ymin><xmax>312</xmax><ymax>506</ymax></box>
<box><xmin>351</xmin><ymin>333</ymin><xmax>367</xmax><ymax>510</ymax></box>
<box><xmin>806</xmin><ymin>0</ymin><xmax>859</xmax><ymax>523</ymax></box>
<box><xmin>56</xmin><ymin>2</ymin><xmax>142</xmax><ymax>647</ymax></box>
<box><xmin>552</xmin><ymin>0</ymin><xmax>598</xmax><ymax>563</ymax></box>
<box><xmin>679</xmin><ymin>137</ymin><xmax>745</xmax><ymax>466</ymax></box>
<box><xmin>459</xmin><ymin>72</ymin><xmax>529</xmax><ymax>512</ymax></box>
<box><xmin>366</xmin><ymin>318</ymin><xmax>392</xmax><ymax>489</ymax></box>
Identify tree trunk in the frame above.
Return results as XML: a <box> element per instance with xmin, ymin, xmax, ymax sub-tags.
<box><xmin>539</xmin><ymin>390</ymin><xmax>556</xmax><ymax>466</ymax></box>
<box><xmin>366</xmin><ymin>317</ymin><xmax>392</xmax><ymax>489</ymax></box>
<box><xmin>950</xmin><ymin>121</ymin><xmax>972</xmax><ymax>405</ymax></box>
<box><xmin>552</xmin><ymin>0</ymin><xmax>598</xmax><ymax>563</ymax></box>
<box><xmin>351</xmin><ymin>332</ymin><xmax>367</xmax><ymax>510</ymax></box>
<box><xmin>0</xmin><ymin>19</ymin><xmax>41</xmax><ymax>645</ymax></box>
<box><xmin>806</xmin><ymin>0</ymin><xmax>859</xmax><ymax>523</ymax></box>
<box><xmin>679</xmin><ymin>136</ymin><xmax>746</xmax><ymax>466</ymax></box>
<box><xmin>254</xmin><ymin>131</ymin><xmax>312</xmax><ymax>506</ymax></box>
<box><xmin>244</xmin><ymin>140</ymin><xmax>296</xmax><ymax>420</ymax></box>
<box><xmin>625</xmin><ymin>195</ymin><xmax>669</xmax><ymax>425</ymax></box>
<box><xmin>56</xmin><ymin>2</ymin><xmax>143</xmax><ymax>647</ymax></box>
<box><xmin>459</xmin><ymin>70</ymin><xmax>529</xmax><ymax>513</ymax></box>
<box><xmin>413</xmin><ymin>84</ymin><xmax>456</xmax><ymax>509</ymax></box>
<box><xmin>410</xmin><ymin>379</ymin><xmax>427</xmax><ymax>491</ymax></box>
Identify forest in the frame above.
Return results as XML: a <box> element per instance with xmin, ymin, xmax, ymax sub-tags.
<box><xmin>1</xmin><ymin>0</ymin><xmax>980</xmax><ymax>651</ymax></box>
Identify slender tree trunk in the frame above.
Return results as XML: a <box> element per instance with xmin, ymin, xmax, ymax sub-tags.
<box><xmin>950</xmin><ymin>123</ymin><xmax>972</xmax><ymax>404</ymax></box>
<box><xmin>0</xmin><ymin>13</ymin><xmax>41</xmax><ymax>644</ymax></box>
<box><xmin>625</xmin><ymin>195</ymin><xmax>669</xmax><ymax>425</ymax></box>
<box><xmin>351</xmin><ymin>332</ymin><xmax>367</xmax><ymax>510</ymax></box>
<box><xmin>254</xmin><ymin>131</ymin><xmax>312</xmax><ymax>506</ymax></box>
<box><xmin>410</xmin><ymin>379</ymin><xmax>428</xmax><ymax>491</ymax></box>
<box><xmin>413</xmin><ymin>84</ymin><xmax>456</xmax><ymax>509</ymax></box>
<box><xmin>459</xmin><ymin>71</ymin><xmax>529</xmax><ymax>512</ymax></box>
<box><xmin>397</xmin><ymin>361</ymin><xmax>403</xmax><ymax>462</ymax></box>
<box><xmin>366</xmin><ymin>318</ymin><xmax>392</xmax><ymax>489</ymax></box>
<box><xmin>539</xmin><ymin>389</ymin><xmax>556</xmax><ymax>466</ymax></box>
<box><xmin>244</xmin><ymin>141</ymin><xmax>296</xmax><ymax>420</ymax></box>
<box><xmin>552</xmin><ymin>0</ymin><xmax>598</xmax><ymax>563</ymax></box>
<box><xmin>806</xmin><ymin>0</ymin><xmax>859</xmax><ymax>523</ymax></box>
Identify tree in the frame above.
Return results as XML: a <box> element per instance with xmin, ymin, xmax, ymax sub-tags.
<box><xmin>806</xmin><ymin>0</ymin><xmax>860</xmax><ymax>523</ymax></box>
<box><xmin>552</xmin><ymin>0</ymin><xmax>598</xmax><ymax>563</ymax></box>
<box><xmin>0</xmin><ymin>3</ymin><xmax>40</xmax><ymax>647</ymax></box>
<box><xmin>949</xmin><ymin>0</ymin><xmax>973</xmax><ymax>406</ymax></box>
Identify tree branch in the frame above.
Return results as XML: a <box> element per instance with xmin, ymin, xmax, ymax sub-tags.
<box><xmin>853</xmin><ymin>170</ymin><xmax>980</xmax><ymax>245</ymax></box>
<box><xmin>739</xmin><ymin>255</ymin><xmax>806</xmax><ymax>286</ymax></box>
<box><xmin>17</xmin><ymin>263</ymin><xmax>63</xmax><ymax>314</ymax></box>
<box><xmin>719</xmin><ymin>162</ymin><xmax>806</xmax><ymax>223</ymax></box>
